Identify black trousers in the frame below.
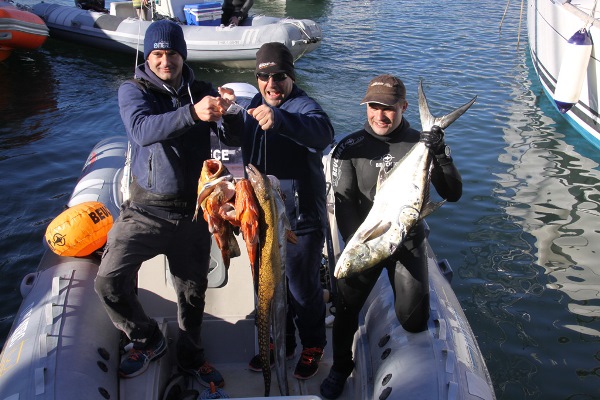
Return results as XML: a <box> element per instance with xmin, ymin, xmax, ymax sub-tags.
<box><xmin>94</xmin><ymin>203</ymin><xmax>211</xmax><ymax>369</ymax></box>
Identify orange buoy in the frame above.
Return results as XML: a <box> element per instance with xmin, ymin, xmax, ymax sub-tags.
<box><xmin>45</xmin><ymin>201</ymin><xmax>113</xmax><ymax>257</ymax></box>
<box><xmin>553</xmin><ymin>28</ymin><xmax>593</xmax><ymax>114</ymax></box>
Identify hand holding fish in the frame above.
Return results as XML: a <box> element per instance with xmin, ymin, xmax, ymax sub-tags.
<box><xmin>248</xmin><ymin>104</ymin><xmax>275</xmax><ymax>130</ymax></box>
<box><xmin>334</xmin><ymin>82</ymin><xmax>476</xmax><ymax>279</ymax></box>
<box><xmin>420</xmin><ymin>125</ymin><xmax>446</xmax><ymax>155</ymax></box>
<box><xmin>191</xmin><ymin>96</ymin><xmax>232</xmax><ymax>122</ymax></box>
<box><xmin>218</xmin><ymin>86</ymin><xmax>236</xmax><ymax>103</ymax></box>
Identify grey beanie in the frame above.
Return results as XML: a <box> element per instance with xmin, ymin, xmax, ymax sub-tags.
<box><xmin>144</xmin><ymin>20</ymin><xmax>187</xmax><ymax>60</ymax></box>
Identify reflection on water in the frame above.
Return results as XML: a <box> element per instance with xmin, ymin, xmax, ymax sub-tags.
<box><xmin>0</xmin><ymin>51</ymin><xmax>58</xmax><ymax>150</ymax></box>
<box><xmin>250</xmin><ymin>0</ymin><xmax>332</xmax><ymax>21</ymax></box>
<box><xmin>461</xmin><ymin>56</ymin><xmax>600</xmax><ymax>398</ymax></box>
<box><xmin>500</xmin><ymin>75</ymin><xmax>600</xmax><ymax>335</ymax></box>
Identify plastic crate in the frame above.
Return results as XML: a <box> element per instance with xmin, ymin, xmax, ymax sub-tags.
<box><xmin>183</xmin><ymin>2</ymin><xmax>222</xmax><ymax>26</ymax></box>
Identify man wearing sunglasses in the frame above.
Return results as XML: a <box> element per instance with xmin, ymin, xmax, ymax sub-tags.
<box><xmin>225</xmin><ymin>42</ymin><xmax>334</xmax><ymax>380</ymax></box>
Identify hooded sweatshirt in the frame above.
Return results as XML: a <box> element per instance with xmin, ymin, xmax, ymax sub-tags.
<box><xmin>118</xmin><ymin>62</ymin><xmax>243</xmax><ymax>217</ymax></box>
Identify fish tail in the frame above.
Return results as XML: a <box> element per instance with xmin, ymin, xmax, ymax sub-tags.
<box><xmin>418</xmin><ymin>80</ymin><xmax>477</xmax><ymax>131</ymax></box>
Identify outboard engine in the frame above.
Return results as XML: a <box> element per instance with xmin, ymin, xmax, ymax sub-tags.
<box><xmin>74</xmin><ymin>0</ymin><xmax>106</xmax><ymax>11</ymax></box>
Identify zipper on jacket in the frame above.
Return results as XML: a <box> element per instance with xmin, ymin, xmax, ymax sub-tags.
<box><xmin>148</xmin><ymin>152</ymin><xmax>153</xmax><ymax>188</ymax></box>
<box><xmin>294</xmin><ymin>185</ymin><xmax>300</xmax><ymax>222</ymax></box>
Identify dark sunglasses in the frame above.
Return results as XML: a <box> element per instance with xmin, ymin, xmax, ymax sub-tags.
<box><xmin>256</xmin><ymin>72</ymin><xmax>288</xmax><ymax>82</ymax></box>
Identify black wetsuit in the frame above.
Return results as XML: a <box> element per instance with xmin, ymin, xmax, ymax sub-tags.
<box><xmin>221</xmin><ymin>0</ymin><xmax>253</xmax><ymax>25</ymax></box>
<box><xmin>328</xmin><ymin>117</ymin><xmax>462</xmax><ymax>374</ymax></box>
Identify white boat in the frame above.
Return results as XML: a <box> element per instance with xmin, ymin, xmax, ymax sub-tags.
<box><xmin>29</xmin><ymin>0</ymin><xmax>321</xmax><ymax>67</ymax></box>
<box><xmin>0</xmin><ymin>86</ymin><xmax>495</xmax><ymax>399</ymax></box>
<box><xmin>527</xmin><ymin>0</ymin><xmax>600</xmax><ymax>148</ymax></box>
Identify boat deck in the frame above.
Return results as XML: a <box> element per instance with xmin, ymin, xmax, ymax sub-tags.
<box><xmin>131</xmin><ymin>244</ymin><xmax>347</xmax><ymax>399</ymax></box>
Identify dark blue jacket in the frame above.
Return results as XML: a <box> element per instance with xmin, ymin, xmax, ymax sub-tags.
<box><xmin>118</xmin><ymin>63</ymin><xmax>243</xmax><ymax>215</ymax></box>
<box><xmin>225</xmin><ymin>85</ymin><xmax>334</xmax><ymax>233</ymax></box>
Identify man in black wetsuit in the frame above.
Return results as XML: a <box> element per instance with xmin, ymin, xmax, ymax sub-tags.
<box><xmin>221</xmin><ymin>0</ymin><xmax>253</xmax><ymax>26</ymax></box>
<box><xmin>320</xmin><ymin>74</ymin><xmax>463</xmax><ymax>399</ymax></box>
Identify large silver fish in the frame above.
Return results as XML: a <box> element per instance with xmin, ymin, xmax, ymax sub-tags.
<box><xmin>334</xmin><ymin>81</ymin><xmax>477</xmax><ymax>279</ymax></box>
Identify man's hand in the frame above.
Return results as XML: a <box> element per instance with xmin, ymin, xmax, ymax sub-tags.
<box><xmin>248</xmin><ymin>105</ymin><xmax>275</xmax><ymax>131</ymax></box>
<box><xmin>191</xmin><ymin>96</ymin><xmax>230</xmax><ymax>122</ymax></box>
<box><xmin>420</xmin><ymin>125</ymin><xmax>445</xmax><ymax>155</ymax></box>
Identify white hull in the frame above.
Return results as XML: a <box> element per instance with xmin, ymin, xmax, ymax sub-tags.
<box><xmin>527</xmin><ymin>0</ymin><xmax>600</xmax><ymax>148</ymax></box>
<box><xmin>0</xmin><ymin>131</ymin><xmax>495</xmax><ymax>399</ymax></box>
<box><xmin>30</xmin><ymin>0</ymin><xmax>321</xmax><ymax>67</ymax></box>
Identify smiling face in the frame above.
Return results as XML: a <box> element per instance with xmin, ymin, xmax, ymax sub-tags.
<box><xmin>147</xmin><ymin>49</ymin><xmax>184</xmax><ymax>88</ymax></box>
<box><xmin>257</xmin><ymin>73</ymin><xmax>293</xmax><ymax>107</ymax></box>
<box><xmin>366</xmin><ymin>100</ymin><xmax>408</xmax><ymax>136</ymax></box>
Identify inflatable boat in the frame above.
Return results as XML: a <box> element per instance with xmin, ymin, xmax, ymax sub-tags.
<box><xmin>0</xmin><ymin>0</ymin><xmax>48</xmax><ymax>61</ymax></box>
<box><xmin>0</xmin><ymin>85</ymin><xmax>495</xmax><ymax>399</ymax></box>
<box><xmin>29</xmin><ymin>0</ymin><xmax>321</xmax><ymax>67</ymax></box>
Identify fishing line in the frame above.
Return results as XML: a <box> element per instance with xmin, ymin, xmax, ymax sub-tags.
<box><xmin>133</xmin><ymin>4</ymin><xmax>142</xmax><ymax>75</ymax></box>
<box><xmin>263</xmin><ymin>128</ymin><xmax>269</xmax><ymax>175</ymax></box>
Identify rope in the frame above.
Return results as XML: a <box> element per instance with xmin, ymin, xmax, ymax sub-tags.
<box><xmin>517</xmin><ymin>0</ymin><xmax>524</xmax><ymax>49</ymax></box>
<box><xmin>281</xmin><ymin>18</ymin><xmax>317</xmax><ymax>61</ymax></box>
<box><xmin>498</xmin><ymin>0</ymin><xmax>524</xmax><ymax>50</ymax></box>
<box><xmin>282</xmin><ymin>18</ymin><xmax>312</xmax><ymax>41</ymax></box>
<box><xmin>584</xmin><ymin>0</ymin><xmax>598</xmax><ymax>29</ymax></box>
<box><xmin>499</xmin><ymin>0</ymin><xmax>511</xmax><ymax>32</ymax></box>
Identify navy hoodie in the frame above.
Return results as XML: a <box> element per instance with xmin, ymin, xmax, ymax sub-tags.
<box><xmin>118</xmin><ymin>62</ymin><xmax>243</xmax><ymax>216</ymax></box>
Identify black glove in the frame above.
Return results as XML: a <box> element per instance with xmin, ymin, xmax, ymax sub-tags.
<box><xmin>420</xmin><ymin>125</ymin><xmax>445</xmax><ymax>155</ymax></box>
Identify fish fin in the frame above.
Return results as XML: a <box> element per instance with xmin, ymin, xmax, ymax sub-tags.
<box><xmin>359</xmin><ymin>220</ymin><xmax>392</xmax><ymax>242</ymax></box>
<box><xmin>418</xmin><ymin>80</ymin><xmax>477</xmax><ymax>131</ymax></box>
<box><xmin>420</xmin><ymin>200</ymin><xmax>446</xmax><ymax>219</ymax></box>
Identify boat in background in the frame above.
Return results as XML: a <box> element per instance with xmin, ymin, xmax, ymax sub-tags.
<box><xmin>527</xmin><ymin>0</ymin><xmax>600</xmax><ymax>149</ymax></box>
<box><xmin>0</xmin><ymin>0</ymin><xmax>48</xmax><ymax>61</ymax></box>
<box><xmin>0</xmin><ymin>83</ymin><xmax>495</xmax><ymax>399</ymax></box>
<box><xmin>30</xmin><ymin>0</ymin><xmax>322</xmax><ymax>67</ymax></box>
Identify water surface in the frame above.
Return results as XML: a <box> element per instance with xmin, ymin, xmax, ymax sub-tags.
<box><xmin>1</xmin><ymin>0</ymin><xmax>599</xmax><ymax>398</ymax></box>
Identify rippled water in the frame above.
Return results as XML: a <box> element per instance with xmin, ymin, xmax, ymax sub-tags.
<box><xmin>1</xmin><ymin>0</ymin><xmax>599</xmax><ymax>398</ymax></box>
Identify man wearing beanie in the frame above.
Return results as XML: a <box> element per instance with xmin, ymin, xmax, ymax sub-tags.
<box><xmin>319</xmin><ymin>74</ymin><xmax>463</xmax><ymax>399</ymax></box>
<box><xmin>94</xmin><ymin>19</ymin><xmax>242</xmax><ymax>387</ymax></box>
<box><xmin>224</xmin><ymin>42</ymin><xmax>334</xmax><ymax>380</ymax></box>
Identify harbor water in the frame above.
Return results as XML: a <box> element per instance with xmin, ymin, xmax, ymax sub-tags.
<box><xmin>1</xmin><ymin>0</ymin><xmax>599</xmax><ymax>398</ymax></box>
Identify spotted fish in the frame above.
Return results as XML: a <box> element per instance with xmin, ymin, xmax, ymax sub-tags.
<box><xmin>246</xmin><ymin>164</ymin><xmax>284</xmax><ymax>397</ymax></box>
